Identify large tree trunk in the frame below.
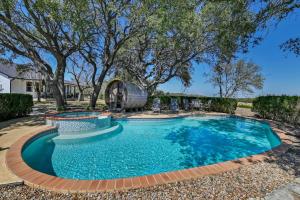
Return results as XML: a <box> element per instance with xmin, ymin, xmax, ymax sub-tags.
<box><xmin>52</xmin><ymin>82</ymin><xmax>65</xmax><ymax>110</ymax></box>
<box><xmin>90</xmin><ymin>85</ymin><xmax>101</xmax><ymax>109</ymax></box>
<box><xmin>53</xmin><ymin>58</ymin><xmax>66</xmax><ymax>110</ymax></box>
<box><xmin>89</xmin><ymin>70</ymin><xmax>107</xmax><ymax>109</ymax></box>
<box><xmin>78</xmin><ymin>91</ymin><xmax>84</xmax><ymax>101</ymax></box>
<box><xmin>37</xmin><ymin>90</ymin><xmax>41</xmax><ymax>102</ymax></box>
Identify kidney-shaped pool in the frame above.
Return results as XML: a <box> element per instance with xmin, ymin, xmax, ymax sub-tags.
<box><xmin>22</xmin><ymin>115</ymin><xmax>281</xmax><ymax>180</ymax></box>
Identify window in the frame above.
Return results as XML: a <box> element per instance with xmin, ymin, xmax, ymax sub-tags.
<box><xmin>26</xmin><ymin>82</ymin><xmax>33</xmax><ymax>92</ymax></box>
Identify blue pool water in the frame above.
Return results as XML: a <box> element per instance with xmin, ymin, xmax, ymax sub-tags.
<box><xmin>22</xmin><ymin>116</ymin><xmax>281</xmax><ymax>180</ymax></box>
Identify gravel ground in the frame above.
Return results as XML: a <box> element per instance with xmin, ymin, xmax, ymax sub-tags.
<box><xmin>0</xmin><ymin>160</ymin><xmax>297</xmax><ymax>200</ymax></box>
<box><xmin>1</xmin><ymin>121</ymin><xmax>299</xmax><ymax>200</ymax></box>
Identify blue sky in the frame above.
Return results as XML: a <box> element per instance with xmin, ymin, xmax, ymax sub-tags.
<box><xmin>159</xmin><ymin>11</ymin><xmax>300</xmax><ymax>97</ymax></box>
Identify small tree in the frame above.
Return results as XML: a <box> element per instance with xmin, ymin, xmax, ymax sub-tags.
<box><xmin>208</xmin><ymin>60</ymin><xmax>264</xmax><ymax>98</ymax></box>
<box><xmin>67</xmin><ymin>56</ymin><xmax>91</xmax><ymax>101</ymax></box>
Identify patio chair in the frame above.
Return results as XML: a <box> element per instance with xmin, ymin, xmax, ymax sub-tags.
<box><xmin>199</xmin><ymin>100</ymin><xmax>204</xmax><ymax>111</ymax></box>
<box><xmin>152</xmin><ymin>98</ymin><xmax>161</xmax><ymax>113</ymax></box>
<box><xmin>170</xmin><ymin>98</ymin><xmax>179</xmax><ymax>113</ymax></box>
<box><xmin>204</xmin><ymin>100</ymin><xmax>212</xmax><ymax>111</ymax></box>
<box><xmin>191</xmin><ymin>99</ymin><xmax>201</xmax><ymax>110</ymax></box>
<box><xmin>183</xmin><ymin>98</ymin><xmax>190</xmax><ymax>111</ymax></box>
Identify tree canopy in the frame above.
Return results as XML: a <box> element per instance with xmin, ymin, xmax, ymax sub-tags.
<box><xmin>0</xmin><ymin>0</ymin><xmax>93</xmax><ymax>108</ymax></box>
<box><xmin>0</xmin><ymin>0</ymin><xmax>299</xmax><ymax>109</ymax></box>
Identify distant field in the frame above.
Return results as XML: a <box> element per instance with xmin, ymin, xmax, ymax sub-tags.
<box><xmin>237</xmin><ymin>101</ymin><xmax>252</xmax><ymax>109</ymax></box>
<box><xmin>236</xmin><ymin>98</ymin><xmax>255</xmax><ymax>103</ymax></box>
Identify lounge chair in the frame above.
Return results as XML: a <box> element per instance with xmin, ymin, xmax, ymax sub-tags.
<box><xmin>183</xmin><ymin>98</ymin><xmax>190</xmax><ymax>111</ymax></box>
<box><xmin>204</xmin><ymin>100</ymin><xmax>212</xmax><ymax>111</ymax></box>
<box><xmin>170</xmin><ymin>98</ymin><xmax>179</xmax><ymax>113</ymax></box>
<box><xmin>152</xmin><ymin>98</ymin><xmax>161</xmax><ymax>113</ymax></box>
<box><xmin>191</xmin><ymin>99</ymin><xmax>201</xmax><ymax>110</ymax></box>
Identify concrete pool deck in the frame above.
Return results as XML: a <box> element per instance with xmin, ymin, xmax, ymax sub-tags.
<box><xmin>0</xmin><ymin>116</ymin><xmax>49</xmax><ymax>185</ymax></box>
<box><xmin>2</xmin><ymin>111</ymin><xmax>295</xmax><ymax>193</ymax></box>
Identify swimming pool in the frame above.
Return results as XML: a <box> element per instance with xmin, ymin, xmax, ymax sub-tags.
<box><xmin>22</xmin><ymin>115</ymin><xmax>281</xmax><ymax>180</ymax></box>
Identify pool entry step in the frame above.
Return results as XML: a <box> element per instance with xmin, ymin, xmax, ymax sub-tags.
<box><xmin>45</xmin><ymin>112</ymin><xmax>119</xmax><ymax>140</ymax></box>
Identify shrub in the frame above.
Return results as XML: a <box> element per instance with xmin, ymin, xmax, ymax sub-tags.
<box><xmin>0</xmin><ymin>94</ymin><xmax>33</xmax><ymax>121</ymax></box>
<box><xmin>145</xmin><ymin>95</ymin><xmax>237</xmax><ymax>114</ymax></box>
<box><xmin>252</xmin><ymin>95</ymin><xmax>300</xmax><ymax>124</ymax></box>
<box><xmin>197</xmin><ymin>97</ymin><xmax>237</xmax><ymax>114</ymax></box>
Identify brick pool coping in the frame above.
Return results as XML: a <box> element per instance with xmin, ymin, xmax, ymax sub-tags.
<box><xmin>5</xmin><ymin>116</ymin><xmax>293</xmax><ymax>193</ymax></box>
<box><xmin>45</xmin><ymin>110</ymin><xmax>111</xmax><ymax>121</ymax></box>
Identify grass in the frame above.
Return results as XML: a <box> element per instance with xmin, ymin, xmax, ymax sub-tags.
<box><xmin>237</xmin><ymin>104</ymin><xmax>253</xmax><ymax>109</ymax></box>
<box><xmin>236</xmin><ymin>98</ymin><xmax>255</xmax><ymax>103</ymax></box>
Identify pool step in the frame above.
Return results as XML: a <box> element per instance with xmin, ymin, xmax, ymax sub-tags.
<box><xmin>52</xmin><ymin>124</ymin><xmax>121</xmax><ymax>141</ymax></box>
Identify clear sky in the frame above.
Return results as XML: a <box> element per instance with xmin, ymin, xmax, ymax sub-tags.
<box><xmin>159</xmin><ymin>11</ymin><xmax>300</xmax><ymax>97</ymax></box>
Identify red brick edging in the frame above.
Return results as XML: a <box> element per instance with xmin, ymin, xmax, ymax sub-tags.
<box><xmin>5</xmin><ymin>117</ymin><xmax>292</xmax><ymax>193</ymax></box>
<box><xmin>45</xmin><ymin>110</ymin><xmax>111</xmax><ymax>121</ymax></box>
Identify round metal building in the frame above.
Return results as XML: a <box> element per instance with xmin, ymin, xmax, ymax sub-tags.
<box><xmin>104</xmin><ymin>80</ymin><xmax>148</xmax><ymax>111</ymax></box>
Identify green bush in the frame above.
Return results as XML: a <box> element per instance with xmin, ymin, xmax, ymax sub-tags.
<box><xmin>197</xmin><ymin>97</ymin><xmax>237</xmax><ymax>114</ymax></box>
<box><xmin>145</xmin><ymin>95</ymin><xmax>237</xmax><ymax>114</ymax></box>
<box><xmin>252</xmin><ymin>95</ymin><xmax>300</xmax><ymax>124</ymax></box>
<box><xmin>0</xmin><ymin>94</ymin><xmax>33</xmax><ymax>121</ymax></box>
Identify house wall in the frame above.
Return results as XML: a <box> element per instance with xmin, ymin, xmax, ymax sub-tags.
<box><xmin>0</xmin><ymin>74</ymin><xmax>11</xmax><ymax>93</ymax></box>
<box><xmin>11</xmin><ymin>79</ymin><xmax>39</xmax><ymax>98</ymax></box>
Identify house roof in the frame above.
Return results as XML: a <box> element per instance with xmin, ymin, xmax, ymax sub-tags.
<box><xmin>0</xmin><ymin>63</ymin><xmax>43</xmax><ymax>80</ymax></box>
<box><xmin>0</xmin><ymin>62</ymin><xmax>87</xmax><ymax>87</ymax></box>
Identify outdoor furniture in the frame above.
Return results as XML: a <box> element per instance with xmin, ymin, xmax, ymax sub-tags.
<box><xmin>191</xmin><ymin>99</ymin><xmax>201</xmax><ymax>110</ymax></box>
<box><xmin>204</xmin><ymin>100</ymin><xmax>212</xmax><ymax>111</ymax></box>
<box><xmin>152</xmin><ymin>98</ymin><xmax>161</xmax><ymax>113</ymax></box>
<box><xmin>183</xmin><ymin>98</ymin><xmax>190</xmax><ymax>111</ymax></box>
<box><xmin>170</xmin><ymin>98</ymin><xmax>179</xmax><ymax>113</ymax></box>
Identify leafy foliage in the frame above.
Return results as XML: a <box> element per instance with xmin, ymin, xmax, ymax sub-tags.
<box><xmin>0</xmin><ymin>0</ymin><xmax>93</xmax><ymax>108</ymax></box>
<box><xmin>280</xmin><ymin>37</ymin><xmax>300</xmax><ymax>57</ymax></box>
<box><xmin>115</xmin><ymin>1</ymin><xmax>264</xmax><ymax>94</ymax></box>
<box><xmin>0</xmin><ymin>94</ymin><xmax>33</xmax><ymax>121</ymax></box>
<box><xmin>252</xmin><ymin>96</ymin><xmax>300</xmax><ymax>124</ymax></box>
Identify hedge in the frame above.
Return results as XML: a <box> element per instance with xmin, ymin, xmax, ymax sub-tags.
<box><xmin>145</xmin><ymin>95</ymin><xmax>237</xmax><ymax>114</ymax></box>
<box><xmin>0</xmin><ymin>94</ymin><xmax>33</xmax><ymax>121</ymax></box>
<box><xmin>252</xmin><ymin>95</ymin><xmax>300</xmax><ymax>125</ymax></box>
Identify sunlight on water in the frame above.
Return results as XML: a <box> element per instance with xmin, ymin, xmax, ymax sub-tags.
<box><xmin>22</xmin><ymin>116</ymin><xmax>281</xmax><ymax>180</ymax></box>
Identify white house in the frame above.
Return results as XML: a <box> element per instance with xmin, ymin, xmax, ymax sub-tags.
<box><xmin>0</xmin><ymin>63</ymin><xmax>78</xmax><ymax>99</ymax></box>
